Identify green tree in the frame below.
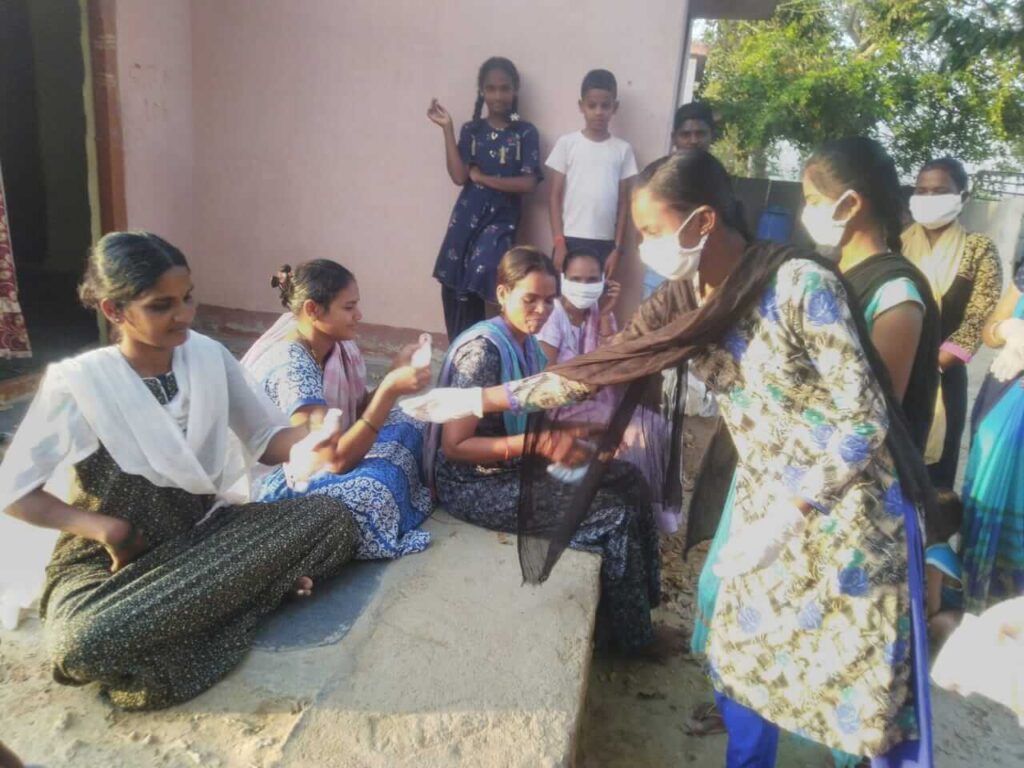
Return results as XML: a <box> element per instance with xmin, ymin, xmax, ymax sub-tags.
<box><xmin>699</xmin><ymin>0</ymin><xmax>1024</xmax><ymax>176</ymax></box>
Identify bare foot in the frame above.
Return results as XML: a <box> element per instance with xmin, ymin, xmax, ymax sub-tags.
<box><xmin>293</xmin><ymin>576</ymin><xmax>313</xmax><ymax>598</ymax></box>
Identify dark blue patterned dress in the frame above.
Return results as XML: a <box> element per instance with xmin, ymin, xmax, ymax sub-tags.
<box><xmin>249</xmin><ymin>341</ymin><xmax>432</xmax><ymax>560</ymax></box>
<box><xmin>432</xmin><ymin>119</ymin><xmax>542</xmax><ymax>304</ymax></box>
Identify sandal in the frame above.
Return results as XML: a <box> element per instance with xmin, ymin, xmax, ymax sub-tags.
<box><xmin>684</xmin><ymin>701</ymin><xmax>726</xmax><ymax>736</ymax></box>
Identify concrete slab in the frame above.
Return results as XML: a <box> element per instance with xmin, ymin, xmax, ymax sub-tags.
<box><xmin>1</xmin><ymin>512</ymin><xmax>601</xmax><ymax>768</ymax></box>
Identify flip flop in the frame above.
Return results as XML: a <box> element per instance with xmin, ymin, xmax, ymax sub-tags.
<box><xmin>684</xmin><ymin>701</ymin><xmax>726</xmax><ymax>736</ymax></box>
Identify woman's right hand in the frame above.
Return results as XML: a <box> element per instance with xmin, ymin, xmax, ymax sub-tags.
<box><xmin>96</xmin><ymin>516</ymin><xmax>148</xmax><ymax>573</ymax></box>
<box><xmin>427</xmin><ymin>98</ymin><xmax>453</xmax><ymax>129</ymax></box>
<box><xmin>533</xmin><ymin>428</ymin><xmax>595</xmax><ymax>466</ymax></box>
<box><xmin>383</xmin><ymin>365</ymin><xmax>432</xmax><ymax>398</ymax></box>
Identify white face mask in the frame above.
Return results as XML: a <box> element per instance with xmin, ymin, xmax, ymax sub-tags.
<box><xmin>560</xmin><ymin>277</ymin><xmax>604</xmax><ymax>310</ymax></box>
<box><xmin>638</xmin><ymin>207</ymin><xmax>707</xmax><ymax>280</ymax></box>
<box><xmin>909</xmin><ymin>193</ymin><xmax>963</xmax><ymax>230</ymax></box>
<box><xmin>800</xmin><ymin>190</ymin><xmax>854</xmax><ymax>247</ymax></box>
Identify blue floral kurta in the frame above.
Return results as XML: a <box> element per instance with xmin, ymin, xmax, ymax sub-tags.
<box><xmin>249</xmin><ymin>341</ymin><xmax>432</xmax><ymax>560</ymax></box>
<box><xmin>693</xmin><ymin>259</ymin><xmax>917</xmax><ymax>756</ymax></box>
<box><xmin>433</xmin><ymin>119</ymin><xmax>542</xmax><ymax>303</ymax></box>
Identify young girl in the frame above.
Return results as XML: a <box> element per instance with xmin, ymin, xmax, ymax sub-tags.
<box><xmin>430</xmin><ymin>246</ymin><xmax>661</xmax><ymax>655</ymax></box>
<box><xmin>405</xmin><ymin>152</ymin><xmax>933</xmax><ymax>766</ymax></box>
<box><xmin>428</xmin><ymin>57</ymin><xmax>543</xmax><ymax>340</ymax></box>
<box><xmin>801</xmin><ymin>137</ymin><xmax>940</xmax><ymax>450</ymax></box>
<box><xmin>0</xmin><ymin>233</ymin><xmax>359</xmax><ymax>710</ymax></box>
<box><xmin>537</xmin><ymin>250</ymin><xmax>679</xmax><ymax>534</ymax></box>
<box><xmin>242</xmin><ymin>260</ymin><xmax>434</xmax><ymax>560</ymax></box>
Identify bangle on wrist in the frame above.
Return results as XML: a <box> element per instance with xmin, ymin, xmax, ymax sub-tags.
<box><xmin>504</xmin><ymin>437</ymin><xmax>512</xmax><ymax>462</ymax></box>
<box><xmin>359</xmin><ymin>417</ymin><xmax>379</xmax><ymax>435</ymax></box>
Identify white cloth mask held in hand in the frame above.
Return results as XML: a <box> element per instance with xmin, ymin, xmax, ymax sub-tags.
<box><xmin>410</xmin><ymin>333</ymin><xmax>433</xmax><ymax>369</ymax></box>
<box><xmin>909</xmin><ymin>193</ymin><xmax>963</xmax><ymax>230</ymax></box>
<box><xmin>800</xmin><ymin>189</ymin><xmax>854</xmax><ymax>247</ymax></box>
<box><xmin>638</xmin><ymin>207</ymin><xmax>708</xmax><ymax>280</ymax></box>
<box><xmin>560</xmin><ymin>277</ymin><xmax>605</xmax><ymax>311</ymax></box>
<box><xmin>285</xmin><ymin>407</ymin><xmax>344</xmax><ymax>492</ymax></box>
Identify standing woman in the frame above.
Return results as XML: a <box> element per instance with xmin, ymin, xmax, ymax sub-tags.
<box><xmin>404</xmin><ymin>152</ymin><xmax>934</xmax><ymax>766</ymax></box>
<box><xmin>0</xmin><ymin>233</ymin><xmax>359</xmax><ymax>710</ymax></box>
<box><xmin>902</xmin><ymin>158</ymin><xmax>1002</xmax><ymax>487</ymax></box>
<box><xmin>802</xmin><ymin>137</ymin><xmax>940</xmax><ymax>454</ymax></box>
<box><xmin>960</xmin><ymin>258</ymin><xmax>1024</xmax><ymax>612</ymax></box>
<box><xmin>427</xmin><ymin>57</ymin><xmax>543</xmax><ymax>340</ymax></box>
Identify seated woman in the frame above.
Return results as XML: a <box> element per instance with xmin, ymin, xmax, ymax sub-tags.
<box><xmin>432</xmin><ymin>246</ymin><xmax>661</xmax><ymax>654</ymax></box>
<box><xmin>242</xmin><ymin>260</ymin><xmax>433</xmax><ymax>560</ymax></box>
<box><xmin>537</xmin><ymin>249</ymin><xmax>678</xmax><ymax>534</ymax></box>
<box><xmin>0</xmin><ymin>232</ymin><xmax>359</xmax><ymax>710</ymax></box>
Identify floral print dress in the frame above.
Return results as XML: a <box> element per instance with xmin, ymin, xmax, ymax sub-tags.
<box><xmin>432</xmin><ymin>119</ymin><xmax>542</xmax><ymax>304</ymax></box>
<box><xmin>250</xmin><ymin>340</ymin><xmax>432</xmax><ymax>560</ymax></box>
<box><xmin>693</xmin><ymin>259</ymin><xmax>919</xmax><ymax>756</ymax></box>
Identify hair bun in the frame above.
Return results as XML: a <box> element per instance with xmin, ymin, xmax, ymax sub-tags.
<box><xmin>271</xmin><ymin>264</ymin><xmax>293</xmax><ymax>290</ymax></box>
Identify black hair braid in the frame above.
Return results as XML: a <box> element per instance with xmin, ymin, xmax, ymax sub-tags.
<box><xmin>472</xmin><ymin>92</ymin><xmax>485</xmax><ymax>122</ymax></box>
<box><xmin>510</xmin><ymin>94</ymin><xmax>520</xmax><ymax>120</ymax></box>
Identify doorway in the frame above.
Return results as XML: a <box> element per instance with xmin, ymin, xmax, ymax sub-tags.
<box><xmin>0</xmin><ymin>0</ymin><xmax>100</xmax><ymax>379</ymax></box>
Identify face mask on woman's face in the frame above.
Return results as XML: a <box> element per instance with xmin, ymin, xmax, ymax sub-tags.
<box><xmin>560</xmin><ymin>277</ymin><xmax>604</xmax><ymax>310</ymax></box>
<box><xmin>638</xmin><ymin>207</ymin><xmax>708</xmax><ymax>280</ymax></box>
<box><xmin>909</xmin><ymin>193</ymin><xmax>963</xmax><ymax>230</ymax></box>
<box><xmin>800</xmin><ymin>189</ymin><xmax>854</xmax><ymax>247</ymax></box>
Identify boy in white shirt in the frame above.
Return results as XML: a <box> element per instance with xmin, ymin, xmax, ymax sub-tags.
<box><xmin>547</xmin><ymin>69</ymin><xmax>638</xmax><ymax>277</ymax></box>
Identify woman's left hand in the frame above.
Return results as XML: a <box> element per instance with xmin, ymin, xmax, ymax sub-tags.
<box><xmin>599</xmin><ymin>280</ymin><xmax>620</xmax><ymax>315</ymax></box>
<box><xmin>468</xmin><ymin>166</ymin><xmax>484</xmax><ymax>185</ymax></box>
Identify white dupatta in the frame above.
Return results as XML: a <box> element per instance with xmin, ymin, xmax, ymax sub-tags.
<box><xmin>0</xmin><ymin>331</ymin><xmax>287</xmax><ymax>629</ymax></box>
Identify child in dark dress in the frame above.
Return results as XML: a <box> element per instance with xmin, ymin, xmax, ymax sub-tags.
<box><xmin>427</xmin><ymin>57</ymin><xmax>543</xmax><ymax>339</ymax></box>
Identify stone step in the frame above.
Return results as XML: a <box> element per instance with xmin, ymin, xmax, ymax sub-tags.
<box><xmin>0</xmin><ymin>512</ymin><xmax>601</xmax><ymax>768</ymax></box>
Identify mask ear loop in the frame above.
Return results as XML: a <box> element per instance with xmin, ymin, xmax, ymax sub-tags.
<box><xmin>675</xmin><ymin>206</ymin><xmax>709</xmax><ymax>249</ymax></box>
<box><xmin>830</xmin><ymin>190</ymin><xmax>856</xmax><ymax>226</ymax></box>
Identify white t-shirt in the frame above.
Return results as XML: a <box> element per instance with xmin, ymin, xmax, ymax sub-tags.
<box><xmin>545</xmin><ymin>131</ymin><xmax>638</xmax><ymax>240</ymax></box>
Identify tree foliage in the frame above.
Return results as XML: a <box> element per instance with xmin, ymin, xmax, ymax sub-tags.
<box><xmin>698</xmin><ymin>0</ymin><xmax>1024</xmax><ymax>176</ymax></box>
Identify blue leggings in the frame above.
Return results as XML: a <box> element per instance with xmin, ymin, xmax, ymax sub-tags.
<box><xmin>715</xmin><ymin>691</ymin><xmax>927</xmax><ymax>768</ymax></box>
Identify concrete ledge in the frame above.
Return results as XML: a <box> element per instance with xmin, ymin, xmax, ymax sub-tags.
<box><xmin>1</xmin><ymin>512</ymin><xmax>601</xmax><ymax>768</ymax></box>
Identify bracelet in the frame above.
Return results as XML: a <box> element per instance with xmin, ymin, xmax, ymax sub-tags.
<box><xmin>359</xmin><ymin>417</ymin><xmax>379</xmax><ymax>435</ymax></box>
<box><xmin>504</xmin><ymin>437</ymin><xmax>511</xmax><ymax>462</ymax></box>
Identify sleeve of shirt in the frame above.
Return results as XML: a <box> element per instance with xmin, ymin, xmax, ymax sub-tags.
<box><xmin>222</xmin><ymin>348</ymin><xmax>290</xmax><ymax>459</ymax></box>
<box><xmin>457</xmin><ymin>121</ymin><xmax>475</xmax><ymax>166</ymax></box>
<box><xmin>872</xmin><ymin>277</ymin><xmax>925</xmax><ymax>319</ymax></box>
<box><xmin>0</xmin><ymin>366</ymin><xmax>98</xmax><ymax>509</ymax></box>
<box><xmin>779</xmin><ymin>262</ymin><xmax>891</xmax><ymax>513</ymax></box>
<box><xmin>945</xmin><ymin>235</ymin><xmax>1004</xmax><ymax>362</ymax></box>
<box><xmin>519</xmin><ymin>123</ymin><xmax>543</xmax><ymax>180</ymax></box>
<box><xmin>450</xmin><ymin>338</ymin><xmax>504</xmax><ymax>390</ymax></box>
<box><xmin>276</xmin><ymin>345</ymin><xmax>329</xmax><ymax>416</ymax></box>
<box><xmin>544</xmin><ymin>134</ymin><xmax>568</xmax><ymax>175</ymax></box>
<box><xmin>620</xmin><ymin>142</ymin><xmax>639</xmax><ymax>180</ymax></box>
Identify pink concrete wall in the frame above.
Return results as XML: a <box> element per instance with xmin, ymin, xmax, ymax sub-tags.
<box><xmin>115</xmin><ymin>0</ymin><xmax>194</xmax><ymax>257</ymax></box>
<box><xmin>125</xmin><ymin>0</ymin><xmax>689</xmax><ymax>332</ymax></box>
